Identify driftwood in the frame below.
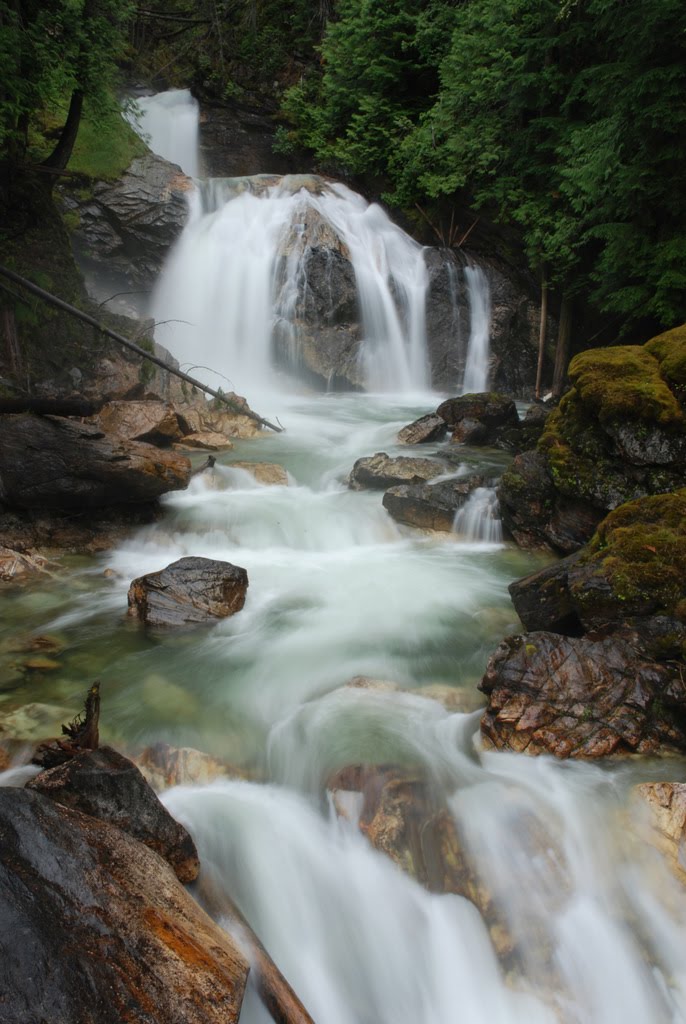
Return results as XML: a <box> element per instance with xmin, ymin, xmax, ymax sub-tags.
<box><xmin>199</xmin><ymin>871</ymin><xmax>316</xmax><ymax>1024</ymax></box>
<box><xmin>33</xmin><ymin>681</ymin><xmax>101</xmax><ymax>768</ymax></box>
<box><xmin>0</xmin><ymin>397</ymin><xmax>103</xmax><ymax>417</ymax></box>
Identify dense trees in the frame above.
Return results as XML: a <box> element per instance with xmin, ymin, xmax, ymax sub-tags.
<box><xmin>282</xmin><ymin>0</ymin><xmax>686</xmax><ymax>340</ymax></box>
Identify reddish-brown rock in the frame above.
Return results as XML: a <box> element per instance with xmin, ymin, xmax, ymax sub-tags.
<box><xmin>128</xmin><ymin>556</ymin><xmax>248</xmax><ymax>628</ymax></box>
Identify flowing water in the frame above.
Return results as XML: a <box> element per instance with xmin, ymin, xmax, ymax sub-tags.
<box><xmin>2</xmin><ymin>91</ymin><xmax>685</xmax><ymax>1023</ymax></box>
<box><xmin>126</xmin><ymin>88</ymin><xmax>200</xmax><ymax>177</ymax></box>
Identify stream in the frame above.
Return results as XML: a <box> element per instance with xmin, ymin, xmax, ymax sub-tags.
<box><xmin>2</xmin><ymin>90</ymin><xmax>686</xmax><ymax>1023</ymax></box>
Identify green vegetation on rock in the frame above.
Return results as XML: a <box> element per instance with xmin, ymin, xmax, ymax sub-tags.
<box><xmin>645</xmin><ymin>325</ymin><xmax>686</xmax><ymax>394</ymax></box>
<box><xmin>568</xmin><ymin>346</ymin><xmax>683</xmax><ymax>428</ymax></box>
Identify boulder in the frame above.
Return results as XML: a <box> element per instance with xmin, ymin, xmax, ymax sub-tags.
<box><xmin>179</xmin><ymin>401</ymin><xmax>262</xmax><ymax>441</ymax></box>
<box><xmin>135</xmin><ymin>742</ymin><xmax>238</xmax><ymax>792</ymax></box>
<box><xmin>382</xmin><ymin>475</ymin><xmax>487</xmax><ymax>532</ymax></box>
<box><xmin>97</xmin><ymin>400</ymin><xmax>184</xmax><ymax>446</ymax></box>
<box><xmin>479</xmin><ymin>631</ymin><xmax>686</xmax><ymax>758</ymax></box>
<box><xmin>397</xmin><ymin>414</ymin><xmax>447</xmax><ymax>446</ymax></box>
<box><xmin>499</xmin><ymin>334</ymin><xmax>686</xmax><ymax>553</ymax></box>
<box><xmin>0</xmin><ymin>414</ymin><xmax>191</xmax><ymax>510</ymax></box>
<box><xmin>348</xmin><ymin>452</ymin><xmax>447</xmax><ymax>491</ymax></box>
<box><xmin>177</xmin><ymin>431</ymin><xmax>235</xmax><ymax>451</ymax></box>
<box><xmin>0</xmin><ymin>546</ymin><xmax>53</xmax><ymax>581</ymax></box>
<box><xmin>128</xmin><ymin>556</ymin><xmax>248</xmax><ymax>628</ymax></box>
<box><xmin>437</xmin><ymin>392</ymin><xmax>520</xmax><ymax>446</ymax></box>
<box><xmin>27</xmin><ymin>746</ymin><xmax>199</xmax><ymax>882</ymax></box>
<box><xmin>0</xmin><ymin>788</ymin><xmax>248</xmax><ymax>1023</ymax></box>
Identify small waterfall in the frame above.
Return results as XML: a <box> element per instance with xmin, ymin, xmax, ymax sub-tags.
<box><xmin>126</xmin><ymin>89</ymin><xmax>200</xmax><ymax>177</ymax></box>
<box><xmin>151</xmin><ymin>176</ymin><xmax>431</xmax><ymax>395</ymax></box>
<box><xmin>453</xmin><ymin>487</ymin><xmax>502</xmax><ymax>543</ymax></box>
<box><xmin>462</xmin><ymin>265</ymin><xmax>491</xmax><ymax>394</ymax></box>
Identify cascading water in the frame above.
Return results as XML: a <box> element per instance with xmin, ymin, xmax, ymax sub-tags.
<box><xmin>462</xmin><ymin>264</ymin><xmax>492</xmax><ymax>394</ymax></box>
<box><xmin>126</xmin><ymin>88</ymin><xmax>200</xmax><ymax>177</ymax></box>
<box><xmin>453</xmin><ymin>487</ymin><xmax>503</xmax><ymax>543</ymax></box>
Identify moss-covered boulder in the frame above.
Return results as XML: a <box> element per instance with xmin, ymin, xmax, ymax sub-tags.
<box><xmin>499</xmin><ymin>331</ymin><xmax>686</xmax><ymax>553</ymax></box>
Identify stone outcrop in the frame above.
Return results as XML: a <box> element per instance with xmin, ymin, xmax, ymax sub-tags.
<box><xmin>382</xmin><ymin>474</ymin><xmax>488</xmax><ymax>532</ymax></box>
<box><xmin>0</xmin><ymin>413</ymin><xmax>191</xmax><ymax>510</ymax></box>
<box><xmin>348</xmin><ymin>452</ymin><xmax>448</xmax><ymax>491</ymax></box>
<box><xmin>499</xmin><ymin>331</ymin><xmax>686</xmax><ymax>553</ymax></box>
<box><xmin>27</xmin><ymin>746</ymin><xmax>200</xmax><ymax>882</ymax></box>
<box><xmin>479</xmin><ymin>631</ymin><xmax>686</xmax><ymax>758</ymax></box>
<box><xmin>128</xmin><ymin>556</ymin><xmax>248</xmax><ymax>628</ymax></box>
<box><xmin>0</xmin><ymin>787</ymin><xmax>248</xmax><ymax>1023</ymax></box>
<box><xmin>65</xmin><ymin>152</ymin><xmax>192</xmax><ymax>286</ymax></box>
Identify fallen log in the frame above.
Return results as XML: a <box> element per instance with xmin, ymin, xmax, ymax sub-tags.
<box><xmin>198</xmin><ymin>870</ymin><xmax>316</xmax><ymax>1024</ymax></box>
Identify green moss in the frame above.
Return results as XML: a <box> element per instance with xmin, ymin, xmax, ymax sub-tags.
<box><xmin>583</xmin><ymin>490</ymin><xmax>686</xmax><ymax>613</ymax></box>
<box><xmin>645</xmin><ymin>324</ymin><xmax>686</xmax><ymax>393</ymax></box>
<box><xmin>568</xmin><ymin>345</ymin><xmax>683</xmax><ymax>428</ymax></box>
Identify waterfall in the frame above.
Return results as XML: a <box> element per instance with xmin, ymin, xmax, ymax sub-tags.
<box><xmin>462</xmin><ymin>265</ymin><xmax>491</xmax><ymax>394</ymax></box>
<box><xmin>126</xmin><ymin>88</ymin><xmax>200</xmax><ymax>177</ymax></box>
<box><xmin>453</xmin><ymin>487</ymin><xmax>503</xmax><ymax>543</ymax></box>
<box><xmin>151</xmin><ymin>175</ymin><xmax>431</xmax><ymax>395</ymax></box>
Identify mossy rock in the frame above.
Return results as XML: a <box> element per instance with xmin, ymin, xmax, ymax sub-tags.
<box><xmin>581</xmin><ymin>489</ymin><xmax>686</xmax><ymax>617</ymax></box>
<box><xmin>568</xmin><ymin>345</ymin><xmax>683</xmax><ymax>428</ymax></box>
<box><xmin>645</xmin><ymin>324</ymin><xmax>686</xmax><ymax>396</ymax></box>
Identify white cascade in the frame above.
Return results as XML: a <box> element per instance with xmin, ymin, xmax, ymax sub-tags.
<box><xmin>453</xmin><ymin>487</ymin><xmax>503</xmax><ymax>543</ymax></box>
<box><xmin>126</xmin><ymin>88</ymin><xmax>200</xmax><ymax>178</ymax></box>
<box><xmin>151</xmin><ymin>176</ymin><xmax>431</xmax><ymax>395</ymax></box>
<box><xmin>462</xmin><ymin>264</ymin><xmax>492</xmax><ymax>394</ymax></box>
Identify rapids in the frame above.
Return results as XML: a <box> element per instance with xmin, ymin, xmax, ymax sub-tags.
<box><xmin>1</xmin><ymin>90</ymin><xmax>685</xmax><ymax>1024</ymax></box>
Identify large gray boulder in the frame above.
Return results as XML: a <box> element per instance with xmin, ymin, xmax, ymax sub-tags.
<box><xmin>128</xmin><ymin>556</ymin><xmax>249</xmax><ymax>628</ymax></box>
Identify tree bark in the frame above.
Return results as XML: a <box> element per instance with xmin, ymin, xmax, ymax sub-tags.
<box><xmin>535</xmin><ymin>269</ymin><xmax>547</xmax><ymax>399</ymax></box>
<box><xmin>552</xmin><ymin>292</ymin><xmax>572</xmax><ymax>398</ymax></box>
<box><xmin>42</xmin><ymin>90</ymin><xmax>84</xmax><ymax>171</ymax></box>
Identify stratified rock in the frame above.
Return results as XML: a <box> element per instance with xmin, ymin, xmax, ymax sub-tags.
<box><xmin>27</xmin><ymin>746</ymin><xmax>199</xmax><ymax>882</ymax></box>
<box><xmin>97</xmin><ymin>400</ymin><xmax>184</xmax><ymax>446</ymax></box>
<box><xmin>0</xmin><ymin>414</ymin><xmax>191</xmax><ymax>510</ymax></box>
<box><xmin>479</xmin><ymin>631</ymin><xmax>686</xmax><ymax>758</ymax></box>
<box><xmin>0</xmin><ymin>788</ymin><xmax>248</xmax><ymax>1023</ymax></box>
<box><xmin>397</xmin><ymin>414</ymin><xmax>447</xmax><ymax>445</ymax></box>
<box><xmin>437</xmin><ymin>393</ymin><xmax>520</xmax><ymax>445</ymax></box>
<box><xmin>382</xmin><ymin>475</ymin><xmax>487</xmax><ymax>532</ymax></box>
<box><xmin>633</xmin><ymin>782</ymin><xmax>686</xmax><ymax>883</ymax></box>
<box><xmin>135</xmin><ymin>742</ymin><xmax>238</xmax><ymax>792</ymax></box>
<box><xmin>128</xmin><ymin>556</ymin><xmax>248</xmax><ymax>628</ymax></box>
<box><xmin>348</xmin><ymin>452</ymin><xmax>447</xmax><ymax>491</ymax></box>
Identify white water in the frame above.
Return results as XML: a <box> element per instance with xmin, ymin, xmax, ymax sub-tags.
<box><xmin>46</xmin><ymin>94</ymin><xmax>676</xmax><ymax>1022</ymax></box>
<box><xmin>126</xmin><ymin>88</ymin><xmax>200</xmax><ymax>177</ymax></box>
<box><xmin>462</xmin><ymin>265</ymin><xmax>492</xmax><ymax>394</ymax></box>
<box><xmin>453</xmin><ymin>487</ymin><xmax>503</xmax><ymax>543</ymax></box>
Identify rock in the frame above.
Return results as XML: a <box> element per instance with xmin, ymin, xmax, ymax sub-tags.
<box><xmin>417</xmin><ymin>684</ymin><xmax>486</xmax><ymax>713</ymax></box>
<box><xmin>70</xmin><ymin>153</ymin><xmax>192</xmax><ymax>286</ymax></box>
<box><xmin>500</xmin><ymin>337</ymin><xmax>686</xmax><ymax>553</ymax></box>
<box><xmin>128</xmin><ymin>556</ymin><xmax>248</xmax><ymax>628</ymax></box>
<box><xmin>348</xmin><ymin>452</ymin><xmax>448</xmax><ymax>491</ymax></box>
<box><xmin>0</xmin><ymin>414</ymin><xmax>191</xmax><ymax>510</ymax></box>
<box><xmin>0</xmin><ymin>546</ymin><xmax>53</xmax><ymax>581</ymax></box>
<box><xmin>397</xmin><ymin>414</ymin><xmax>447</xmax><ymax>445</ymax></box>
<box><xmin>479</xmin><ymin>631</ymin><xmax>686</xmax><ymax>758</ymax></box>
<box><xmin>0</xmin><ymin>702</ymin><xmax>76</xmax><ymax>743</ymax></box>
<box><xmin>21</xmin><ymin>656</ymin><xmax>60</xmax><ymax>672</ymax></box>
<box><xmin>230</xmin><ymin>462</ymin><xmax>289</xmax><ymax>486</ymax></box>
<box><xmin>508</xmin><ymin>553</ymin><xmax>584</xmax><ymax>634</ymax></box>
<box><xmin>0</xmin><ymin>504</ymin><xmax>162</xmax><ymax>555</ymax></box>
<box><xmin>27</xmin><ymin>746</ymin><xmax>199</xmax><ymax>882</ymax></box>
<box><xmin>179</xmin><ymin>402</ymin><xmax>262</xmax><ymax>440</ymax></box>
<box><xmin>633</xmin><ymin>782</ymin><xmax>686</xmax><ymax>883</ymax></box>
<box><xmin>198</xmin><ymin>101</ymin><xmax>298</xmax><ymax>179</ymax></box>
<box><xmin>97</xmin><ymin>400</ymin><xmax>185</xmax><ymax>446</ymax></box>
<box><xmin>135</xmin><ymin>742</ymin><xmax>237</xmax><ymax>792</ymax></box>
<box><xmin>437</xmin><ymin>392</ymin><xmax>520</xmax><ymax>445</ymax></box>
<box><xmin>0</xmin><ymin>788</ymin><xmax>248</xmax><ymax>1023</ymax></box>
<box><xmin>177</xmin><ymin>431</ymin><xmax>235</xmax><ymax>451</ymax></box>
<box><xmin>382</xmin><ymin>475</ymin><xmax>487</xmax><ymax>532</ymax></box>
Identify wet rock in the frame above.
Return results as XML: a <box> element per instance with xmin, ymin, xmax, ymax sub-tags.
<box><xmin>97</xmin><ymin>400</ymin><xmax>185</xmax><ymax>446</ymax></box>
<box><xmin>348</xmin><ymin>452</ymin><xmax>447</xmax><ymax>491</ymax></box>
<box><xmin>179</xmin><ymin>402</ymin><xmax>262</xmax><ymax>441</ymax></box>
<box><xmin>0</xmin><ymin>702</ymin><xmax>76</xmax><ymax>743</ymax></box>
<box><xmin>396</xmin><ymin>414</ymin><xmax>447</xmax><ymax>445</ymax></box>
<box><xmin>230</xmin><ymin>461</ymin><xmax>289</xmax><ymax>486</ymax></box>
<box><xmin>633</xmin><ymin>782</ymin><xmax>686</xmax><ymax>883</ymax></box>
<box><xmin>177</xmin><ymin>431</ymin><xmax>235</xmax><ymax>451</ymax></box>
<box><xmin>135</xmin><ymin>742</ymin><xmax>238</xmax><ymax>792</ymax></box>
<box><xmin>0</xmin><ymin>504</ymin><xmax>163</xmax><ymax>555</ymax></box>
<box><xmin>0</xmin><ymin>788</ymin><xmax>248</xmax><ymax>1023</ymax></box>
<box><xmin>437</xmin><ymin>392</ymin><xmax>520</xmax><ymax>445</ymax></box>
<box><xmin>508</xmin><ymin>553</ymin><xmax>584</xmax><ymax>635</ymax></box>
<box><xmin>70</xmin><ymin>153</ymin><xmax>192</xmax><ymax>286</ymax></box>
<box><xmin>479</xmin><ymin>631</ymin><xmax>686</xmax><ymax>758</ymax></box>
<box><xmin>382</xmin><ymin>475</ymin><xmax>487</xmax><ymax>532</ymax></box>
<box><xmin>128</xmin><ymin>556</ymin><xmax>248</xmax><ymax>628</ymax></box>
<box><xmin>0</xmin><ymin>546</ymin><xmax>53</xmax><ymax>581</ymax></box>
<box><xmin>27</xmin><ymin>746</ymin><xmax>199</xmax><ymax>882</ymax></box>
<box><xmin>0</xmin><ymin>414</ymin><xmax>191</xmax><ymax>510</ymax></box>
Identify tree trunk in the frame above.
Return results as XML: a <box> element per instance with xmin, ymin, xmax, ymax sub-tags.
<box><xmin>535</xmin><ymin>269</ymin><xmax>547</xmax><ymax>399</ymax></box>
<box><xmin>42</xmin><ymin>90</ymin><xmax>84</xmax><ymax>171</ymax></box>
<box><xmin>552</xmin><ymin>292</ymin><xmax>572</xmax><ymax>398</ymax></box>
